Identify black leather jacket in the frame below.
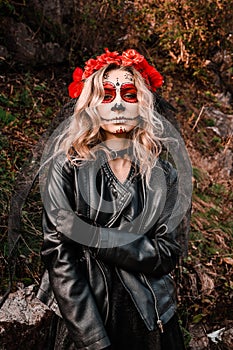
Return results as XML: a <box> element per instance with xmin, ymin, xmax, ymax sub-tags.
<box><xmin>37</xmin><ymin>152</ymin><xmax>186</xmax><ymax>350</ymax></box>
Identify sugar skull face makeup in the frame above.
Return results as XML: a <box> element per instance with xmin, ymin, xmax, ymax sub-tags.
<box><xmin>97</xmin><ymin>69</ymin><xmax>139</xmax><ymax>137</ymax></box>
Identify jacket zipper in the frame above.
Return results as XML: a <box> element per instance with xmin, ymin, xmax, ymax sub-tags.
<box><xmin>141</xmin><ymin>273</ymin><xmax>164</xmax><ymax>333</ymax></box>
<box><xmin>95</xmin><ymin>258</ymin><xmax>110</xmax><ymax>325</ymax></box>
<box><xmin>115</xmin><ymin>267</ymin><xmax>153</xmax><ymax>330</ymax></box>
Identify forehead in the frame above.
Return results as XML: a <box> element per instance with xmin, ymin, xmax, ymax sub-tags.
<box><xmin>103</xmin><ymin>69</ymin><xmax>134</xmax><ymax>86</ymax></box>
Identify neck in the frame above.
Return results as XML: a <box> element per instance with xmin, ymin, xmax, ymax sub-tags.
<box><xmin>104</xmin><ymin>137</ymin><xmax>130</xmax><ymax>151</ymax></box>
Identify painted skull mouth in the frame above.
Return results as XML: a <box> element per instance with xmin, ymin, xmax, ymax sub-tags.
<box><xmin>113</xmin><ymin>117</ymin><xmax>127</xmax><ymax>124</ymax></box>
<box><xmin>100</xmin><ymin>116</ymin><xmax>139</xmax><ymax>123</ymax></box>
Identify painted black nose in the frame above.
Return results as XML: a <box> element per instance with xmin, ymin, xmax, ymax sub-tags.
<box><xmin>111</xmin><ymin>103</ymin><xmax>125</xmax><ymax>112</ymax></box>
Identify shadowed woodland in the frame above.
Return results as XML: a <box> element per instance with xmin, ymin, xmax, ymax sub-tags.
<box><xmin>0</xmin><ymin>1</ymin><xmax>232</xmax><ymax>349</ymax></box>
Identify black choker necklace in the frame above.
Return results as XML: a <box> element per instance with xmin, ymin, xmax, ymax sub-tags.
<box><xmin>105</xmin><ymin>146</ymin><xmax>134</xmax><ymax>160</ymax></box>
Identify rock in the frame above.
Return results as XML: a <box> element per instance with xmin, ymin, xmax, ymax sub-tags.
<box><xmin>205</xmin><ymin>49</ymin><xmax>233</xmax><ymax>99</ymax></box>
<box><xmin>1</xmin><ymin>17</ymin><xmax>65</xmax><ymax>66</ymax></box>
<box><xmin>204</xmin><ymin>107</ymin><xmax>233</xmax><ymax>138</ymax></box>
<box><xmin>207</xmin><ymin>327</ymin><xmax>225</xmax><ymax>344</ymax></box>
<box><xmin>198</xmin><ymin>107</ymin><xmax>233</xmax><ymax>180</ymax></box>
<box><xmin>31</xmin><ymin>0</ymin><xmax>74</xmax><ymax>25</ymax></box>
<box><xmin>41</xmin><ymin>42</ymin><xmax>65</xmax><ymax>64</ymax></box>
<box><xmin>207</xmin><ymin>326</ymin><xmax>233</xmax><ymax>349</ymax></box>
<box><xmin>2</xmin><ymin>18</ymin><xmax>42</xmax><ymax>65</ymax></box>
<box><xmin>0</xmin><ymin>285</ymin><xmax>53</xmax><ymax>350</ymax></box>
<box><xmin>215</xmin><ymin>92</ymin><xmax>232</xmax><ymax>108</ymax></box>
<box><xmin>188</xmin><ymin>322</ymin><xmax>233</xmax><ymax>350</ymax></box>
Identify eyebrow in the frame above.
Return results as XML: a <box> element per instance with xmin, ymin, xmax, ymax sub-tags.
<box><xmin>121</xmin><ymin>84</ymin><xmax>137</xmax><ymax>90</ymax></box>
<box><xmin>104</xmin><ymin>86</ymin><xmax>115</xmax><ymax>90</ymax></box>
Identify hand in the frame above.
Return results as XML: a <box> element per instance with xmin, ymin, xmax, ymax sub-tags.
<box><xmin>55</xmin><ymin>208</ymin><xmax>76</xmax><ymax>235</ymax></box>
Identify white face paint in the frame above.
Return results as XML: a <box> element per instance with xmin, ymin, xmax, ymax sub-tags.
<box><xmin>97</xmin><ymin>69</ymin><xmax>139</xmax><ymax>138</ymax></box>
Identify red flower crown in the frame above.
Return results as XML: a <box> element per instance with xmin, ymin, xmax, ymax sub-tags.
<box><xmin>68</xmin><ymin>48</ymin><xmax>163</xmax><ymax>98</ymax></box>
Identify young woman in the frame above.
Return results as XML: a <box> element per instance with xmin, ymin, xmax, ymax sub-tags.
<box><xmin>37</xmin><ymin>49</ymin><xmax>191</xmax><ymax>350</ymax></box>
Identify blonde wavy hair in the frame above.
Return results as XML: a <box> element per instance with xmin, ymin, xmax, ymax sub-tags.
<box><xmin>61</xmin><ymin>63</ymin><xmax>164</xmax><ymax>184</ymax></box>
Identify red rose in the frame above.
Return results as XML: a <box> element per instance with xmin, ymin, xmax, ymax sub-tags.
<box><xmin>148</xmin><ymin>68</ymin><xmax>163</xmax><ymax>91</ymax></box>
<box><xmin>135</xmin><ymin>59</ymin><xmax>163</xmax><ymax>91</ymax></box>
<box><xmin>68</xmin><ymin>81</ymin><xmax>84</xmax><ymax>98</ymax></box>
<box><xmin>83</xmin><ymin>59</ymin><xmax>98</xmax><ymax>78</ymax></box>
<box><xmin>98</xmin><ymin>48</ymin><xmax>121</xmax><ymax>62</ymax></box>
<box><xmin>121</xmin><ymin>49</ymin><xmax>144</xmax><ymax>66</ymax></box>
<box><xmin>83</xmin><ymin>49</ymin><xmax>121</xmax><ymax>79</ymax></box>
<box><xmin>73</xmin><ymin>67</ymin><xmax>84</xmax><ymax>82</ymax></box>
<box><xmin>97</xmin><ymin>48</ymin><xmax>121</xmax><ymax>66</ymax></box>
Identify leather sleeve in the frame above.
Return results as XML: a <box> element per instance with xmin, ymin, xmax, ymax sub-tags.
<box><xmin>94</xmin><ymin>164</ymin><xmax>182</xmax><ymax>277</ymax></box>
<box><xmin>41</xmin><ymin>156</ymin><xmax>110</xmax><ymax>350</ymax></box>
<box><xmin>55</xmin><ymin>161</ymin><xmax>184</xmax><ymax>278</ymax></box>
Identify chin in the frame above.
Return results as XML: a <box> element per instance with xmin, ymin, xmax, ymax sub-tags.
<box><xmin>101</xmin><ymin>124</ymin><xmax>137</xmax><ymax>137</ymax></box>
<box><xmin>115</xmin><ymin>128</ymin><xmax>127</xmax><ymax>134</ymax></box>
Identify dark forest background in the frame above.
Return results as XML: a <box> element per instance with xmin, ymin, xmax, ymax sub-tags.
<box><xmin>0</xmin><ymin>1</ymin><xmax>232</xmax><ymax>349</ymax></box>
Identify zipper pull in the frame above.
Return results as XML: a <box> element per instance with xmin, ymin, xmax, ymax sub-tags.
<box><xmin>157</xmin><ymin>319</ymin><xmax>164</xmax><ymax>333</ymax></box>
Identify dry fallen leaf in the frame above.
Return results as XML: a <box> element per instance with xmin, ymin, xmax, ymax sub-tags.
<box><xmin>223</xmin><ymin>257</ymin><xmax>233</xmax><ymax>265</ymax></box>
